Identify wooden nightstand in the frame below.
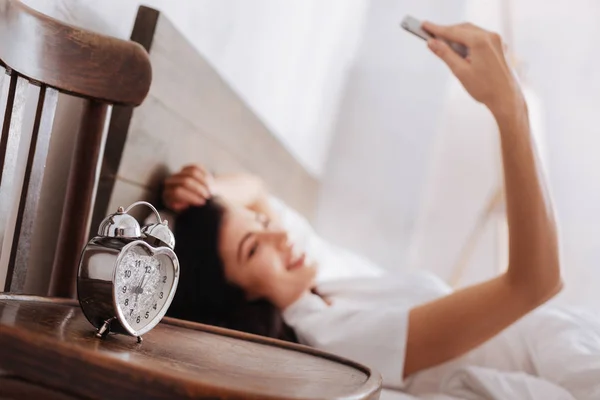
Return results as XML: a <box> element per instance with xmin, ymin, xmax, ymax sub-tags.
<box><xmin>0</xmin><ymin>295</ymin><xmax>381</xmax><ymax>399</ymax></box>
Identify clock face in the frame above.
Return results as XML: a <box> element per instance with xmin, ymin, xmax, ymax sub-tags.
<box><xmin>114</xmin><ymin>243</ymin><xmax>177</xmax><ymax>334</ymax></box>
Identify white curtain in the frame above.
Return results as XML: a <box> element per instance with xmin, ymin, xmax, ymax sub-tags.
<box><xmin>407</xmin><ymin>0</ymin><xmax>600</xmax><ymax>311</ymax></box>
<box><xmin>407</xmin><ymin>0</ymin><xmax>550</xmax><ymax>287</ymax></box>
<box><xmin>512</xmin><ymin>0</ymin><xmax>600</xmax><ymax>307</ymax></box>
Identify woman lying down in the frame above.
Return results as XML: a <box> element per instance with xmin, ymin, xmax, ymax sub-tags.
<box><xmin>162</xmin><ymin>22</ymin><xmax>600</xmax><ymax>398</ymax></box>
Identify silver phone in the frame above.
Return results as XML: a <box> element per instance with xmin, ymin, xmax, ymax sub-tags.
<box><xmin>400</xmin><ymin>15</ymin><xmax>468</xmax><ymax>58</ymax></box>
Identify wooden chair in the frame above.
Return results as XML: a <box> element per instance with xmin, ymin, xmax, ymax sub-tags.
<box><xmin>0</xmin><ymin>0</ymin><xmax>151</xmax><ymax>295</ymax></box>
<box><xmin>0</xmin><ymin>2</ymin><xmax>382</xmax><ymax>399</ymax></box>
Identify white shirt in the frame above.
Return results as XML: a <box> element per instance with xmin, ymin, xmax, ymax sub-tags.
<box><xmin>270</xmin><ymin>197</ymin><xmax>452</xmax><ymax>389</ymax></box>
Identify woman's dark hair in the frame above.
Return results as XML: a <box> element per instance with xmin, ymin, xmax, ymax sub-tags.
<box><xmin>166</xmin><ymin>198</ymin><xmax>297</xmax><ymax>342</ymax></box>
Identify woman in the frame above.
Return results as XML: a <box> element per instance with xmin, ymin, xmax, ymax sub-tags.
<box><xmin>163</xmin><ymin>22</ymin><xmax>600</xmax><ymax>397</ymax></box>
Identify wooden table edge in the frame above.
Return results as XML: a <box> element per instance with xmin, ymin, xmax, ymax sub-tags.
<box><xmin>0</xmin><ymin>294</ymin><xmax>383</xmax><ymax>399</ymax></box>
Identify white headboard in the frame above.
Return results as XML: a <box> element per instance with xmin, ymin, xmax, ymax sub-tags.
<box><xmin>91</xmin><ymin>6</ymin><xmax>319</xmax><ymax>232</ymax></box>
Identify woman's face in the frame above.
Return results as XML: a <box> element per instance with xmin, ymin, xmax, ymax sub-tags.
<box><xmin>217</xmin><ymin>202</ymin><xmax>316</xmax><ymax>309</ymax></box>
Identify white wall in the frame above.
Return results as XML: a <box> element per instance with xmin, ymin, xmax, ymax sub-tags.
<box><xmin>411</xmin><ymin>0</ymin><xmax>600</xmax><ymax>307</ymax></box>
<box><xmin>512</xmin><ymin>0</ymin><xmax>600</xmax><ymax>307</ymax></box>
<box><xmin>319</xmin><ymin>0</ymin><xmax>600</xmax><ymax>309</ymax></box>
<box><xmin>315</xmin><ymin>0</ymin><xmax>467</xmax><ymax>270</ymax></box>
<box><xmin>22</xmin><ymin>0</ymin><xmax>369</xmax><ymax>176</ymax></box>
<box><xmin>407</xmin><ymin>0</ymin><xmax>508</xmax><ymax>286</ymax></box>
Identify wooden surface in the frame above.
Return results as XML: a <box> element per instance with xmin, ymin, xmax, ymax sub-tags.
<box><xmin>48</xmin><ymin>101</ymin><xmax>108</xmax><ymax>298</ymax></box>
<box><xmin>0</xmin><ymin>295</ymin><xmax>382</xmax><ymax>399</ymax></box>
<box><xmin>92</xmin><ymin>6</ymin><xmax>320</xmax><ymax>233</ymax></box>
<box><xmin>0</xmin><ymin>1</ymin><xmax>153</xmax><ymax>293</ymax></box>
<box><xmin>0</xmin><ymin>0</ymin><xmax>151</xmax><ymax>106</ymax></box>
<box><xmin>0</xmin><ymin>375</ymin><xmax>81</xmax><ymax>400</ymax></box>
<box><xmin>0</xmin><ymin>73</ymin><xmax>30</xmax><ymax>292</ymax></box>
<box><xmin>8</xmin><ymin>86</ymin><xmax>58</xmax><ymax>292</ymax></box>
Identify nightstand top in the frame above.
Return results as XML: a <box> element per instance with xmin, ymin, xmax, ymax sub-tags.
<box><xmin>0</xmin><ymin>295</ymin><xmax>381</xmax><ymax>399</ymax></box>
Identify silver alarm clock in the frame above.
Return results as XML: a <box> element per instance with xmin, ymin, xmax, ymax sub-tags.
<box><xmin>77</xmin><ymin>201</ymin><xmax>179</xmax><ymax>342</ymax></box>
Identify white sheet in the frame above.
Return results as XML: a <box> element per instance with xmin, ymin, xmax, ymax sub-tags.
<box><xmin>440</xmin><ymin>366</ymin><xmax>575</xmax><ymax>400</ymax></box>
<box><xmin>380</xmin><ymin>389</ymin><xmax>420</xmax><ymax>400</ymax></box>
<box><xmin>383</xmin><ymin>306</ymin><xmax>600</xmax><ymax>400</ymax></box>
<box><xmin>382</xmin><ymin>366</ymin><xmax>575</xmax><ymax>400</ymax></box>
<box><xmin>381</xmin><ymin>389</ymin><xmax>463</xmax><ymax>400</ymax></box>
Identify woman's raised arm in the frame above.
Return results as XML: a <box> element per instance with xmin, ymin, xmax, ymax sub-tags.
<box><xmin>404</xmin><ymin>22</ymin><xmax>562</xmax><ymax>378</ymax></box>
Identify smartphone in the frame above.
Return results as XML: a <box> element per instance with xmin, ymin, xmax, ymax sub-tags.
<box><xmin>400</xmin><ymin>15</ymin><xmax>468</xmax><ymax>58</ymax></box>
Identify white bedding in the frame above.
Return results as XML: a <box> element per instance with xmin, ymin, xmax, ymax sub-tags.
<box><xmin>382</xmin><ymin>366</ymin><xmax>575</xmax><ymax>400</ymax></box>
<box><xmin>269</xmin><ymin>197</ymin><xmax>600</xmax><ymax>399</ymax></box>
<box><xmin>382</xmin><ymin>305</ymin><xmax>599</xmax><ymax>400</ymax></box>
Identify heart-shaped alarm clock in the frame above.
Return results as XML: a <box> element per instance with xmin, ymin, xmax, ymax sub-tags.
<box><xmin>77</xmin><ymin>201</ymin><xmax>179</xmax><ymax>342</ymax></box>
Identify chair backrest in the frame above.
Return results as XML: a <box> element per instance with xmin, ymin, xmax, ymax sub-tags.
<box><xmin>0</xmin><ymin>0</ymin><xmax>151</xmax><ymax>296</ymax></box>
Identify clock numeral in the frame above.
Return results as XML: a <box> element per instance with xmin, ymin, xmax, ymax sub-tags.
<box><xmin>135</xmin><ymin>260</ymin><xmax>141</xmax><ymax>268</ymax></box>
<box><xmin>159</xmin><ymin>292</ymin><xmax>164</xmax><ymax>299</ymax></box>
<box><xmin>162</xmin><ymin>276</ymin><xmax>167</xmax><ymax>283</ymax></box>
<box><xmin>122</xmin><ymin>286</ymin><xmax>127</xmax><ymax>293</ymax></box>
<box><xmin>153</xmin><ymin>303</ymin><xmax>157</xmax><ymax>310</ymax></box>
<box><xmin>124</xmin><ymin>299</ymin><xmax>129</xmax><ymax>306</ymax></box>
<box><xmin>136</xmin><ymin>316</ymin><xmax>141</xmax><ymax>324</ymax></box>
<box><xmin>124</xmin><ymin>270</ymin><xmax>131</xmax><ymax>278</ymax></box>
<box><xmin>145</xmin><ymin>265</ymin><xmax>151</xmax><ymax>274</ymax></box>
<box><xmin>145</xmin><ymin>311</ymin><xmax>150</xmax><ymax>319</ymax></box>
<box><xmin>130</xmin><ymin>309</ymin><xmax>134</xmax><ymax>316</ymax></box>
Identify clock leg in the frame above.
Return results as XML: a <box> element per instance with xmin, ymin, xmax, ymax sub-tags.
<box><xmin>137</xmin><ymin>336</ymin><xmax>143</xmax><ymax>344</ymax></box>
<box><xmin>96</xmin><ymin>319</ymin><xmax>112</xmax><ymax>339</ymax></box>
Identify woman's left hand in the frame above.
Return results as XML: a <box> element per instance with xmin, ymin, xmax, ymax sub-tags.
<box><xmin>422</xmin><ymin>21</ymin><xmax>522</xmax><ymax>115</ymax></box>
<box><xmin>163</xmin><ymin>164</ymin><xmax>214</xmax><ymax>212</ymax></box>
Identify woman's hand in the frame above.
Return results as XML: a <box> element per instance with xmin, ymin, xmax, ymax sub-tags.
<box><xmin>163</xmin><ymin>165</ymin><xmax>277</xmax><ymax>221</ymax></box>
<box><xmin>423</xmin><ymin>22</ymin><xmax>522</xmax><ymax>115</ymax></box>
<box><xmin>163</xmin><ymin>164</ymin><xmax>214</xmax><ymax>212</ymax></box>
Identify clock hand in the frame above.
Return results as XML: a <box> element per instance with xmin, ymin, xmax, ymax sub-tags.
<box><xmin>140</xmin><ymin>261</ymin><xmax>157</xmax><ymax>292</ymax></box>
<box><xmin>133</xmin><ymin>273</ymin><xmax>146</xmax><ymax>306</ymax></box>
<box><xmin>139</xmin><ymin>274</ymin><xmax>148</xmax><ymax>295</ymax></box>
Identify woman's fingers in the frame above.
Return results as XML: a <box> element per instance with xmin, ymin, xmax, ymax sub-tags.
<box><xmin>423</xmin><ymin>21</ymin><xmax>518</xmax><ymax>109</ymax></box>
<box><xmin>163</xmin><ymin>163</ymin><xmax>215</xmax><ymax>211</ymax></box>
<box><xmin>164</xmin><ymin>174</ymin><xmax>211</xmax><ymax>200</ymax></box>
<box><xmin>427</xmin><ymin>39</ymin><xmax>468</xmax><ymax>78</ymax></box>
<box><xmin>180</xmin><ymin>164</ymin><xmax>214</xmax><ymax>192</ymax></box>
<box><xmin>422</xmin><ymin>21</ymin><xmax>473</xmax><ymax>45</ymax></box>
<box><xmin>163</xmin><ymin>184</ymin><xmax>207</xmax><ymax>210</ymax></box>
<box><xmin>182</xmin><ymin>164</ymin><xmax>209</xmax><ymax>180</ymax></box>
<box><xmin>163</xmin><ymin>172</ymin><xmax>211</xmax><ymax>211</ymax></box>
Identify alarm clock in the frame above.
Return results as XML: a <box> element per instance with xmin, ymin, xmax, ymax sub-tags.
<box><xmin>77</xmin><ymin>201</ymin><xmax>179</xmax><ymax>342</ymax></box>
